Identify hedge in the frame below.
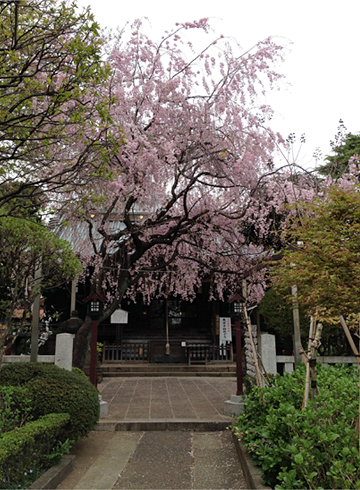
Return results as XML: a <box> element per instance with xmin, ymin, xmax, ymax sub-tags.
<box><xmin>0</xmin><ymin>413</ymin><xmax>70</xmax><ymax>486</ymax></box>
<box><xmin>233</xmin><ymin>364</ymin><xmax>360</xmax><ymax>489</ymax></box>
<box><xmin>0</xmin><ymin>385</ymin><xmax>33</xmax><ymax>434</ymax></box>
<box><xmin>0</xmin><ymin>363</ymin><xmax>99</xmax><ymax>441</ymax></box>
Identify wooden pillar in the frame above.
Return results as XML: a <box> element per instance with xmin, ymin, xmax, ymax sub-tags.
<box><xmin>70</xmin><ymin>280</ymin><xmax>76</xmax><ymax>314</ymax></box>
<box><xmin>90</xmin><ymin>319</ymin><xmax>98</xmax><ymax>386</ymax></box>
<box><xmin>235</xmin><ymin>319</ymin><xmax>244</xmax><ymax>396</ymax></box>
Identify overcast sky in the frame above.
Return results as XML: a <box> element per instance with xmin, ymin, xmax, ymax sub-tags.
<box><xmin>76</xmin><ymin>0</ymin><xmax>360</xmax><ymax>169</ymax></box>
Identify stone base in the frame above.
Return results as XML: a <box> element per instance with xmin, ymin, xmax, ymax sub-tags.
<box><xmin>99</xmin><ymin>395</ymin><xmax>109</xmax><ymax>418</ymax></box>
<box><xmin>224</xmin><ymin>394</ymin><xmax>247</xmax><ymax>417</ymax></box>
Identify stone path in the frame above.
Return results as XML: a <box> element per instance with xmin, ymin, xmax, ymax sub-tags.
<box><xmin>98</xmin><ymin>376</ymin><xmax>236</xmax><ymax>422</ymax></box>
<box><xmin>58</xmin><ymin>430</ymin><xmax>246</xmax><ymax>490</ymax></box>
<box><xmin>57</xmin><ymin>377</ymin><xmax>247</xmax><ymax>489</ymax></box>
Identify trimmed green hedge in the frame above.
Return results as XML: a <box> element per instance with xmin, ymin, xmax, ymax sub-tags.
<box><xmin>0</xmin><ymin>363</ymin><xmax>99</xmax><ymax>441</ymax></box>
<box><xmin>0</xmin><ymin>413</ymin><xmax>70</xmax><ymax>487</ymax></box>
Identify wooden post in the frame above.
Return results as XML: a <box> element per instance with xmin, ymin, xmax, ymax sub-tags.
<box><xmin>235</xmin><ymin>319</ymin><xmax>244</xmax><ymax>396</ymax></box>
<box><xmin>309</xmin><ymin>322</ymin><xmax>323</xmax><ymax>403</ymax></box>
<box><xmin>90</xmin><ymin>319</ymin><xmax>98</xmax><ymax>386</ymax></box>
<box><xmin>165</xmin><ymin>297</ymin><xmax>170</xmax><ymax>355</ymax></box>
<box><xmin>70</xmin><ymin>280</ymin><xmax>76</xmax><ymax>315</ymax></box>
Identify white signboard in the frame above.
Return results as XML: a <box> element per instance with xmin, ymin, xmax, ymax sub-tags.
<box><xmin>219</xmin><ymin>317</ymin><xmax>232</xmax><ymax>345</ymax></box>
<box><xmin>110</xmin><ymin>309</ymin><xmax>129</xmax><ymax>324</ymax></box>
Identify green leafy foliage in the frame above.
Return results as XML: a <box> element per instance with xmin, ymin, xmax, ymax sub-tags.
<box><xmin>272</xmin><ymin>185</ymin><xmax>360</xmax><ymax>325</ymax></box>
<box><xmin>0</xmin><ymin>363</ymin><xmax>99</xmax><ymax>441</ymax></box>
<box><xmin>317</xmin><ymin>133</ymin><xmax>360</xmax><ymax>178</ymax></box>
<box><xmin>0</xmin><ymin>385</ymin><xmax>33</xmax><ymax>434</ymax></box>
<box><xmin>259</xmin><ymin>287</ymin><xmax>309</xmax><ymax>337</ymax></box>
<box><xmin>0</xmin><ymin>216</ymin><xmax>81</xmax><ymax>357</ymax></box>
<box><xmin>0</xmin><ymin>0</ymin><xmax>121</xmax><ymax>216</ymax></box>
<box><xmin>42</xmin><ymin>437</ymin><xmax>72</xmax><ymax>467</ymax></box>
<box><xmin>259</xmin><ymin>288</ymin><xmax>342</xmax><ymax>344</ymax></box>
<box><xmin>233</xmin><ymin>365</ymin><xmax>360</xmax><ymax>489</ymax></box>
<box><xmin>0</xmin><ymin>412</ymin><xmax>70</xmax><ymax>487</ymax></box>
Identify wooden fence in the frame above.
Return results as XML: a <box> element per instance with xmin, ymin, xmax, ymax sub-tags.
<box><xmin>186</xmin><ymin>341</ymin><xmax>233</xmax><ymax>365</ymax></box>
<box><xmin>102</xmin><ymin>340</ymin><xmax>233</xmax><ymax>364</ymax></box>
<box><xmin>102</xmin><ymin>341</ymin><xmax>150</xmax><ymax>362</ymax></box>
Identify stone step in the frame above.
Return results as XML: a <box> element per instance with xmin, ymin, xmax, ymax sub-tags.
<box><xmin>102</xmin><ymin>370</ymin><xmax>236</xmax><ymax>377</ymax></box>
<box><xmin>100</xmin><ymin>362</ymin><xmax>236</xmax><ymax>377</ymax></box>
<box><xmin>101</xmin><ymin>362</ymin><xmax>236</xmax><ymax>372</ymax></box>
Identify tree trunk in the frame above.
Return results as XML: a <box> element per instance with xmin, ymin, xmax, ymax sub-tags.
<box><xmin>72</xmin><ymin>315</ymin><xmax>92</xmax><ymax>370</ymax></box>
<box><xmin>0</xmin><ymin>330</ymin><xmax>6</xmax><ymax>378</ymax></box>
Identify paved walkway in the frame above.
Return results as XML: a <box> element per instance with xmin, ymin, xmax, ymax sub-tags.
<box><xmin>58</xmin><ymin>377</ymin><xmax>247</xmax><ymax>490</ymax></box>
<box><xmin>98</xmin><ymin>376</ymin><xmax>237</xmax><ymax>422</ymax></box>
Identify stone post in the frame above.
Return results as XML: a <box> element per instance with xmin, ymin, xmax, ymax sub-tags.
<box><xmin>55</xmin><ymin>333</ymin><xmax>74</xmax><ymax>371</ymax></box>
<box><xmin>260</xmin><ymin>333</ymin><xmax>277</xmax><ymax>375</ymax></box>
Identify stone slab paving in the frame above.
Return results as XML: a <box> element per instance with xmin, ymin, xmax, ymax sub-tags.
<box><xmin>58</xmin><ymin>431</ymin><xmax>247</xmax><ymax>490</ymax></box>
<box><xmin>97</xmin><ymin>376</ymin><xmax>237</xmax><ymax>422</ymax></box>
<box><xmin>57</xmin><ymin>377</ymin><xmax>246</xmax><ymax>489</ymax></box>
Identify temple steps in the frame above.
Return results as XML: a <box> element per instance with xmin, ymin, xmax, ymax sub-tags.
<box><xmin>100</xmin><ymin>362</ymin><xmax>236</xmax><ymax>377</ymax></box>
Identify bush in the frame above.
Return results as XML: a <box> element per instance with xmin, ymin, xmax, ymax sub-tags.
<box><xmin>233</xmin><ymin>364</ymin><xmax>360</xmax><ymax>489</ymax></box>
<box><xmin>0</xmin><ymin>412</ymin><xmax>70</xmax><ymax>487</ymax></box>
<box><xmin>0</xmin><ymin>385</ymin><xmax>33</xmax><ymax>434</ymax></box>
<box><xmin>0</xmin><ymin>363</ymin><xmax>99</xmax><ymax>441</ymax></box>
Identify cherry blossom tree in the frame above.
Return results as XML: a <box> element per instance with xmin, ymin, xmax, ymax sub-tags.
<box><xmin>61</xmin><ymin>19</ymin><xmax>318</xmax><ymax>321</ymax></box>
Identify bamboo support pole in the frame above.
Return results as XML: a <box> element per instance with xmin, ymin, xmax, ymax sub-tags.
<box><xmin>339</xmin><ymin>316</ymin><xmax>360</xmax><ymax>454</ymax></box>
<box><xmin>292</xmin><ymin>285</ymin><xmax>303</xmax><ymax>367</ymax></box>
<box><xmin>309</xmin><ymin>322</ymin><xmax>323</xmax><ymax>403</ymax></box>
<box><xmin>303</xmin><ymin>317</ymin><xmax>314</xmax><ymax>409</ymax></box>
<box><xmin>339</xmin><ymin>316</ymin><xmax>360</xmax><ymax>367</ymax></box>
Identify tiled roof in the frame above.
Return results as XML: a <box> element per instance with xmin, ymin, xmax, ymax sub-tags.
<box><xmin>57</xmin><ymin>219</ymin><xmax>127</xmax><ymax>256</ymax></box>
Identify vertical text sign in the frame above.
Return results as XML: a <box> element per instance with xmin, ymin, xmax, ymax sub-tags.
<box><xmin>219</xmin><ymin>317</ymin><xmax>232</xmax><ymax>345</ymax></box>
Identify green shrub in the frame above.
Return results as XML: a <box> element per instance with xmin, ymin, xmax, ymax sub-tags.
<box><xmin>0</xmin><ymin>413</ymin><xmax>70</xmax><ymax>487</ymax></box>
<box><xmin>233</xmin><ymin>364</ymin><xmax>360</xmax><ymax>489</ymax></box>
<box><xmin>0</xmin><ymin>385</ymin><xmax>33</xmax><ymax>434</ymax></box>
<box><xmin>72</xmin><ymin>366</ymin><xmax>88</xmax><ymax>379</ymax></box>
<box><xmin>0</xmin><ymin>363</ymin><xmax>99</xmax><ymax>441</ymax></box>
<box><xmin>0</xmin><ymin>362</ymin><xmax>61</xmax><ymax>385</ymax></box>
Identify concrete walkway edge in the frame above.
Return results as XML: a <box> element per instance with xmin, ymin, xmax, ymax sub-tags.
<box><xmin>29</xmin><ymin>455</ymin><xmax>76</xmax><ymax>489</ymax></box>
<box><xmin>95</xmin><ymin>419</ymin><xmax>230</xmax><ymax>431</ymax></box>
<box><xmin>232</xmin><ymin>432</ymin><xmax>271</xmax><ymax>490</ymax></box>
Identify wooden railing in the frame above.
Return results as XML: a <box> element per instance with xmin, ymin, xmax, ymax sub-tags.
<box><xmin>102</xmin><ymin>341</ymin><xmax>150</xmax><ymax>362</ymax></box>
<box><xmin>208</xmin><ymin>342</ymin><xmax>233</xmax><ymax>362</ymax></box>
<box><xmin>186</xmin><ymin>341</ymin><xmax>233</xmax><ymax>365</ymax></box>
<box><xmin>102</xmin><ymin>340</ymin><xmax>233</xmax><ymax>364</ymax></box>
